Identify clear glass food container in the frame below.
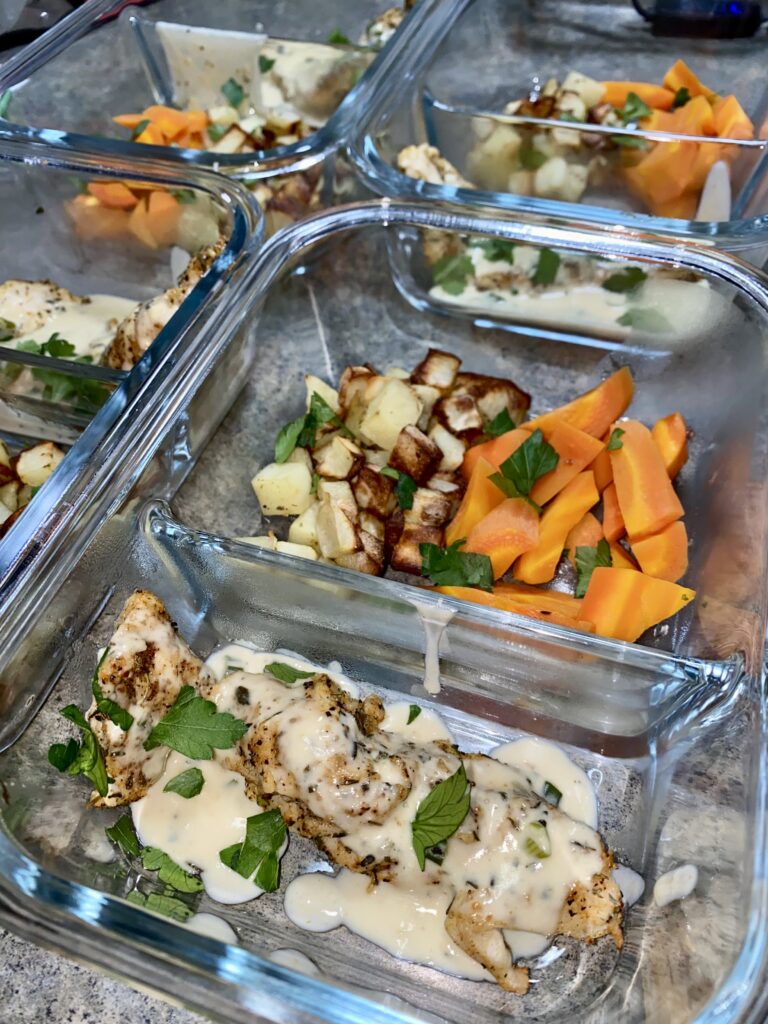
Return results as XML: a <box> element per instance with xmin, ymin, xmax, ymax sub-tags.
<box><xmin>351</xmin><ymin>0</ymin><xmax>768</xmax><ymax>262</ymax></box>
<box><xmin>0</xmin><ymin>122</ymin><xmax>262</xmax><ymax>566</ymax></box>
<box><xmin>0</xmin><ymin>0</ymin><xmax>443</xmax><ymax>235</ymax></box>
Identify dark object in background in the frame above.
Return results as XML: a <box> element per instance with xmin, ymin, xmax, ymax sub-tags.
<box><xmin>631</xmin><ymin>0</ymin><xmax>764</xmax><ymax>36</ymax></box>
<box><xmin>0</xmin><ymin>1</ymin><xmax>153</xmax><ymax>53</ymax></box>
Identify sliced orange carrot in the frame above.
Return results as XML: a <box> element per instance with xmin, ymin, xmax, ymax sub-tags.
<box><xmin>580</xmin><ymin>566</ymin><xmax>695</xmax><ymax>642</ymax></box>
<box><xmin>516</xmin><ymin>471</ymin><xmax>599</xmax><ymax>585</ymax></box>
<box><xmin>464</xmin><ymin>498</ymin><xmax>539</xmax><ymax>579</ymax></box>
<box><xmin>663</xmin><ymin>59</ymin><xmax>717</xmax><ymax>103</ymax></box>
<box><xmin>185</xmin><ymin>110</ymin><xmax>209</xmax><ymax>134</ymax></box>
<box><xmin>142</xmin><ymin>104</ymin><xmax>190</xmax><ymax>140</ymax></box>
<box><xmin>631</xmin><ymin>520</ymin><xmax>689</xmax><ymax>583</ymax></box>
<box><xmin>147</xmin><ymin>189</ymin><xmax>181</xmax><ymax>248</ymax></box>
<box><xmin>601</xmin><ymin>81</ymin><xmax>675</xmax><ymax>111</ymax></box>
<box><xmin>113</xmin><ymin>112</ymin><xmax>145</xmax><ymax>129</ymax></box>
<box><xmin>446</xmin><ymin>457</ymin><xmax>504</xmax><ymax>546</ymax></box>
<box><xmin>461</xmin><ymin>429</ymin><xmax>529</xmax><ymax>481</ymax></box>
<box><xmin>602</xmin><ymin>482</ymin><xmax>626</xmax><ymax>542</ymax></box>
<box><xmin>668</xmin><ymin>94</ymin><xmax>716</xmax><ymax>136</ymax></box>
<box><xmin>530</xmin><ymin>420</ymin><xmax>604</xmax><ymax>506</ymax></box>
<box><xmin>624</xmin><ymin>139</ymin><xmax>699</xmax><ymax>208</ymax></box>
<box><xmin>565</xmin><ymin>511</ymin><xmax>603</xmax><ymax>563</ymax></box>
<box><xmin>523</xmin><ymin>367</ymin><xmax>634</xmax><ymax>439</ymax></box>
<box><xmin>434</xmin><ymin>585</ymin><xmax>592</xmax><ymax>631</ymax></box>
<box><xmin>134</xmin><ymin>122</ymin><xmax>166</xmax><ymax>146</ymax></box>
<box><xmin>712</xmin><ymin>94</ymin><xmax>754</xmax><ymax>140</ymax></box>
<box><xmin>128</xmin><ymin>197</ymin><xmax>158</xmax><ymax>249</ymax></box>
<box><xmin>493</xmin><ymin>583</ymin><xmax>585</xmax><ymax>618</ymax></box>
<box><xmin>609</xmin><ymin>541</ymin><xmax>637</xmax><ymax>571</ymax></box>
<box><xmin>651</xmin><ymin>412</ymin><xmax>689</xmax><ymax>478</ymax></box>
<box><xmin>86</xmin><ymin>181</ymin><xmax>138</xmax><ymax>210</ymax></box>
<box><xmin>651</xmin><ymin>193</ymin><xmax>700</xmax><ymax>220</ymax></box>
<box><xmin>591</xmin><ymin>447</ymin><xmax>613</xmax><ymax>492</ymax></box>
<box><xmin>65</xmin><ymin>195</ymin><xmax>131</xmax><ymax>240</ymax></box>
<box><xmin>609</xmin><ymin>419</ymin><xmax>684</xmax><ymax>540</ymax></box>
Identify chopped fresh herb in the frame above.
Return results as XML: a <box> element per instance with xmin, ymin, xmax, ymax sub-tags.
<box><xmin>610</xmin><ymin>135</ymin><xmax>650</xmax><ymax>150</ymax></box>
<box><xmin>30</xmin><ymin>367</ymin><xmax>111</xmax><ymax>412</ymax></box>
<box><xmin>219</xmin><ymin>809</ymin><xmax>285</xmax><ymax>892</ymax></box>
<box><xmin>602</xmin><ymin>267</ymin><xmax>647</xmax><ymax>294</ymax></box>
<box><xmin>420</xmin><ymin>539</ymin><xmax>493</xmax><ymax>592</ymax></box>
<box><xmin>574</xmin><ymin>538</ymin><xmax>612</xmax><ymax>598</ymax></box>
<box><xmin>557</xmin><ymin>112</ymin><xmax>581</xmax><ymax>124</ymax></box>
<box><xmin>127</xmin><ymin>889</ymin><xmax>195</xmax><ymax>922</ymax></box>
<box><xmin>424</xmin><ymin>841</ymin><xmax>447</xmax><ymax>866</ymax></box>
<box><xmin>92</xmin><ymin>647</ymin><xmax>133</xmax><ymax>731</ymax></box>
<box><xmin>274</xmin><ymin>393</ymin><xmax>351</xmax><ymax>463</ymax></box>
<box><xmin>0</xmin><ymin>317</ymin><xmax>14</xmax><ymax>342</ymax></box>
<box><xmin>41</xmin><ymin>332</ymin><xmax>76</xmax><ymax>358</ymax></box>
<box><xmin>49</xmin><ymin>705</ymin><xmax>109</xmax><ymax>797</ymax></box>
<box><xmin>310</xmin><ymin>471</ymin><xmax>320</xmax><ymax>496</ymax></box>
<box><xmin>475</xmin><ymin>238</ymin><xmax>516</xmax><ymax>262</ymax></box>
<box><xmin>411</xmin><ymin>763</ymin><xmax>471</xmax><ymax>870</ymax></box>
<box><xmin>489</xmin><ymin>428</ymin><xmax>558</xmax><ymax>512</ymax></box>
<box><xmin>407</xmin><ymin>704</ymin><xmax>422</xmax><ymax>725</ymax></box>
<box><xmin>143</xmin><ymin>685</ymin><xmax>248</xmax><ymax>759</ymax></box>
<box><xmin>327</xmin><ymin>28</ymin><xmax>351</xmax><ymax>44</ymax></box>
<box><xmin>484</xmin><ymin>408</ymin><xmax>517</xmax><ymax>439</ymax></box>
<box><xmin>221</xmin><ymin>77</ymin><xmax>245</xmax><ymax>108</ymax></box>
<box><xmin>106</xmin><ymin>813</ymin><xmax>140</xmax><ymax>858</ymax></box>
<box><xmin>0</xmin><ymin>89</ymin><xmax>11</xmax><ymax>119</ymax></box>
<box><xmin>258</xmin><ymin>55</ymin><xmax>276</xmax><ymax>74</ymax></box>
<box><xmin>617</xmin><ymin>307</ymin><xmax>671</xmax><ymax>332</ymax></box>
<box><xmin>142</xmin><ymin>847</ymin><xmax>204</xmax><ymax>893</ymax></box>
<box><xmin>542</xmin><ymin>781</ymin><xmax>562</xmax><ymax>807</ymax></box>
<box><xmin>522</xmin><ymin>821</ymin><xmax>551</xmax><ymax>859</ymax></box>
<box><xmin>163</xmin><ymin>767</ymin><xmax>205</xmax><ymax>799</ymax></box>
<box><xmin>275</xmin><ymin>417</ymin><xmax>307</xmax><ymax>463</ymax></box>
<box><xmin>264</xmin><ymin>662</ymin><xmax>315</xmax><ymax>685</ymax></box>
<box><xmin>532</xmin><ymin>248</ymin><xmax>560</xmax><ymax>287</ymax></box>
<box><xmin>131</xmin><ymin>118</ymin><xmax>151</xmax><ymax>140</ymax></box>
<box><xmin>380</xmin><ymin>466</ymin><xmax>417</xmax><ymax>510</ymax></box>
<box><xmin>672</xmin><ymin>87</ymin><xmax>691</xmax><ymax>110</ymax></box>
<box><xmin>519</xmin><ymin>140</ymin><xmax>547</xmax><ymax>171</ymax></box>
<box><xmin>432</xmin><ymin>252</ymin><xmax>474</xmax><ymax>296</ymax></box>
<box><xmin>616</xmin><ymin>91</ymin><xmax>651</xmax><ymax>125</ymax></box>
<box><xmin>207</xmin><ymin>123</ymin><xmax>229</xmax><ymax>143</ymax></box>
<box><xmin>607</xmin><ymin>427</ymin><xmax>625</xmax><ymax>451</ymax></box>
<box><xmin>172</xmin><ymin>188</ymin><xmax>197</xmax><ymax>204</ymax></box>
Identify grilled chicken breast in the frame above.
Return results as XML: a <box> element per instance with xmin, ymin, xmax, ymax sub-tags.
<box><xmin>0</xmin><ymin>280</ymin><xmax>86</xmax><ymax>335</ymax></box>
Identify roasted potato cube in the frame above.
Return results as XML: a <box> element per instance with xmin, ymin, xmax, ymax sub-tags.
<box><xmin>364</xmin><ymin>448</ymin><xmax>390</xmax><ymax>469</ymax></box>
<box><xmin>16</xmin><ymin>442</ymin><xmax>65</xmax><ymax>488</ymax></box>
<box><xmin>389</xmin><ymin>425</ymin><xmax>442</xmax><ymax>485</ymax></box>
<box><xmin>305</xmin><ymin>374</ymin><xmax>340</xmax><ymax>414</ymax></box>
<box><xmin>288</xmin><ymin>501</ymin><xmax>321</xmax><ymax>549</ymax></box>
<box><xmin>385</xmin><ymin>367</ymin><xmax>410</xmax><ymax>380</ymax></box>
<box><xmin>359</xmin><ymin>527</ymin><xmax>385</xmax><ymax>567</ymax></box>
<box><xmin>287</xmin><ymin>446</ymin><xmax>313</xmax><ymax>473</ymax></box>
<box><xmin>0</xmin><ymin>441</ymin><xmax>10</xmax><ymax>469</ymax></box>
<box><xmin>0</xmin><ymin>501</ymin><xmax>14</xmax><ymax>528</ymax></box>
<box><xmin>412</xmin><ymin>384</ymin><xmax>442</xmax><ymax>430</ymax></box>
<box><xmin>0</xmin><ymin>481</ymin><xmax>18</xmax><ymax>513</ymax></box>
<box><xmin>276</xmin><ymin>541</ymin><xmax>319</xmax><ymax>561</ymax></box>
<box><xmin>17</xmin><ymin>484</ymin><xmax>33</xmax><ymax>508</ymax></box>
<box><xmin>363</xmin><ymin>375</ymin><xmax>388</xmax><ymax>404</ymax></box>
<box><xmin>411</xmin><ymin>348</ymin><xmax>461</xmax><ymax>392</ymax></box>
<box><xmin>352</xmin><ymin>465</ymin><xmax>395</xmax><ymax>519</ymax></box>
<box><xmin>561</xmin><ymin>70</ymin><xmax>605</xmax><ymax>109</ymax></box>
<box><xmin>209</xmin><ymin>125</ymin><xmax>250</xmax><ymax>153</ymax></box>
<box><xmin>317</xmin><ymin>479</ymin><xmax>358</xmax><ymax>522</ymax></box>
<box><xmin>238</xmin><ymin>534</ymin><xmax>277</xmax><ymax>550</ymax></box>
<box><xmin>427</xmin><ymin>474</ymin><xmax>462</xmax><ymax>496</ymax></box>
<box><xmin>390</xmin><ymin>524</ymin><xmax>444</xmax><ymax>575</ymax></box>
<box><xmin>452</xmin><ymin>372</ymin><xmax>531</xmax><ymax>427</ymax></box>
<box><xmin>360</xmin><ymin>378</ymin><xmax>423</xmax><ymax>452</ymax></box>
<box><xmin>384</xmin><ymin>509</ymin><xmax>405</xmax><ymax>555</ymax></box>
<box><xmin>428</xmin><ymin>424</ymin><xmax>467</xmax><ymax>472</ymax></box>
<box><xmin>316</xmin><ymin>498</ymin><xmax>360</xmax><ymax>559</ymax></box>
<box><xmin>432</xmin><ymin>394</ymin><xmax>484</xmax><ymax>439</ymax></box>
<box><xmin>314</xmin><ymin>436</ymin><xmax>364</xmax><ymax>481</ymax></box>
<box><xmin>252</xmin><ymin>462</ymin><xmax>313</xmax><ymax>516</ymax></box>
<box><xmin>405</xmin><ymin>487</ymin><xmax>453</xmax><ymax>527</ymax></box>
<box><xmin>359</xmin><ymin>511</ymin><xmax>385</xmax><ymax>540</ymax></box>
<box><xmin>339</xmin><ymin>366</ymin><xmax>375</xmax><ymax>414</ymax></box>
<box><xmin>333</xmin><ymin>550</ymin><xmax>384</xmax><ymax>576</ymax></box>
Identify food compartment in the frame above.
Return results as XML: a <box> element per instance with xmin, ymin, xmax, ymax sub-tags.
<box><xmin>0</xmin><ymin>499</ymin><xmax>764</xmax><ymax>1024</ymax></box>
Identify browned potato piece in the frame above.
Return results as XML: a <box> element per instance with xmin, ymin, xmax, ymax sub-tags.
<box><xmin>389</xmin><ymin>426</ymin><xmax>442</xmax><ymax>485</ymax></box>
<box><xmin>411</xmin><ymin>348</ymin><xmax>461</xmax><ymax>392</ymax></box>
<box><xmin>432</xmin><ymin>394</ymin><xmax>484</xmax><ymax>440</ymax></box>
<box><xmin>405</xmin><ymin>488</ymin><xmax>453</xmax><ymax>527</ymax></box>
<box><xmin>352</xmin><ymin>466</ymin><xmax>395</xmax><ymax>519</ymax></box>
<box><xmin>452</xmin><ymin>372</ymin><xmax>531</xmax><ymax>427</ymax></box>
<box><xmin>391</xmin><ymin>523</ymin><xmax>444</xmax><ymax>575</ymax></box>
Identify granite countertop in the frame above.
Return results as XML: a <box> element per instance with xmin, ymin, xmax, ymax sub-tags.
<box><xmin>0</xmin><ymin>929</ymin><xmax>204</xmax><ymax>1024</ymax></box>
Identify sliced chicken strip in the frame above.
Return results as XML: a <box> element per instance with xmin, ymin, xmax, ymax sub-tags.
<box><xmin>0</xmin><ymin>280</ymin><xmax>86</xmax><ymax>336</ymax></box>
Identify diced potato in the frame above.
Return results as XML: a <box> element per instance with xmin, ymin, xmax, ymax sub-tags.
<box><xmin>0</xmin><ymin>481</ymin><xmax>18</xmax><ymax>512</ymax></box>
<box><xmin>305</xmin><ymin>374</ymin><xmax>340</xmax><ymax>414</ymax></box>
<box><xmin>317</xmin><ymin>479</ymin><xmax>358</xmax><ymax>522</ymax></box>
<box><xmin>359</xmin><ymin>378</ymin><xmax>423</xmax><ymax>451</ymax></box>
<box><xmin>426</xmin><ymin>475</ymin><xmax>461</xmax><ymax>496</ymax></box>
<box><xmin>364</xmin><ymin>448</ymin><xmax>390</xmax><ymax>469</ymax></box>
<box><xmin>467</xmin><ymin>125</ymin><xmax>523</xmax><ymax>191</ymax></box>
<box><xmin>238</xmin><ymin>114</ymin><xmax>267</xmax><ymax>136</ymax></box>
<box><xmin>333</xmin><ymin>550</ymin><xmax>382</xmax><ymax>575</ymax></box>
<box><xmin>352</xmin><ymin>465</ymin><xmax>394</xmax><ymax>518</ymax></box>
<box><xmin>16</xmin><ymin>442</ymin><xmax>65</xmax><ymax>488</ymax></box>
<box><xmin>428</xmin><ymin>424</ymin><xmax>467</xmax><ymax>472</ymax></box>
<box><xmin>551</xmin><ymin>126</ymin><xmax>583</xmax><ymax>149</ymax></box>
<box><xmin>532</xmin><ymin>132</ymin><xmax>558</xmax><ymax>159</ymax></box>
<box><xmin>405</xmin><ymin>487</ymin><xmax>453</xmax><ymax>526</ymax></box>
<box><xmin>17</xmin><ymin>484</ymin><xmax>33</xmax><ymax>507</ymax></box>
<box><xmin>561</xmin><ymin>70</ymin><xmax>605</xmax><ymax>109</ymax></box>
<box><xmin>252</xmin><ymin>462</ymin><xmax>313</xmax><ymax>516</ymax></box>
<box><xmin>507</xmin><ymin>169</ymin><xmax>535</xmax><ymax>196</ymax></box>
<box><xmin>389</xmin><ymin>425</ymin><xmax>442</xmax><ymax>484</ymax></box>
<box><xmin>542</xmin><ymin>77</ymin><xmax>559</xmax><ymax>98</ymax></box>
<box><xmin>433</xmin><ymin>394</ymin><xmax>483</xmax><ymax>438</ymax></box>
<box><xmin>411</xmin><ymin>348</ymin><xmax>461</xmax><ymax>392</ymax></box>
<box><xmin>0</xmin><ymin>441</ymin><xmax>10</xmax><ymax>469</ymax></box>
<box><xmin>359</xmin><ymin>511</ymin><xmax>385</xmax><ymax>539</ymax></box>
<box><xmin>391</xmin><ymin>524</ymin><xmax>443</xmax><ymax>575</ymax></box>
<box><xmin>208</xmin><ymin>105</ymin><xmax>240</xmax><ymax>127</ymax></box>
<box><xmin>288</xmin><ymin>502</ymin><xmax>321</xmax><ymax>548</ymax></box>
<box><xmin>287</xmin><ymin>447</ymin><xmax>313</xmax><ymax>472</ymax></box>
<box><xmin>559</xmin><ymin>163</ymin><xmax>590</xmax><ymax>203</ymax></box>
<box><xmin>385</xmin><ymin>367</ymin><xmax>410</xmax><ymax>380</ymax></box>
<box><xmin>0</xmin><ymin>502</ymin><xmax>13</xmax><ymax>528</ymax></box>
<box><xmin>314</xmin><ymin>436</ymin><xmax>364</xmax><ymax>480</ymax></box>
<box><xmin>453</xmin><ymin>372</ymin><xmax>531</xmax><ymax>426</ymax></box>
<box><xmin>276</xmin><ymin>541</ymin><xmax>319</xmax><ymax>561</ymax></box>
<box><xmin>238</xmin><ymin>535</ymin><xmax>277</xmax><ymax>550</ymax></box>
<box><xmin>534</xmin><ymin>156</ymin><xmax>568</xmax><ymax>199</ymax></box>
<box><xmin>339</xmin><ymin>366</ymin><xmax>375</xmax><ymax>414</ymax></box>
<box><xmin>364</xmin><ymin>375</ymin><xmax>388</xmax><ymax>404</ymax></box>
<box><xmin>316</xmin><ymin>497</ymin><xmax>360</xmax><ymax>559</ymax></box>
<box><xmin>557</xmin><ymin>92</ymin><xmax>587</xmax><ymax>123</ymax></box>
<box><xmin>412</xmin><ymin>384</ymin><xmax>441</xmax><ymax>429</ymax></box>
<box><xmin>512</xmin><ymin>246</ymin><xmax>539</xmax><ymax>274</ymax></box>
<box><xmin>209</xmin><ymin>125</ymin><xmax>250</xmax><ymax>153</ymax></box>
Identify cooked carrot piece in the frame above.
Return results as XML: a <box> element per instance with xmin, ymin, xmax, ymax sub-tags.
<box><xmin>608</xmin><ymin>541</ymin><xmax>637</xmax><ymax>571</ymax></box>
<box><xmin>461</xmin><ymin>429</ymin><xmax>529</xmax><ymax>481</ymax></box>
<box><xmin>580</xmin><ymin>566</ymin><xmax>695</xmax><ymax>642</ymax></box>
<box><xmin>446</xmin><ymin>457</ymin><xmax>504</xmax><ymax>546</ymax></box>
<box><xmin>712</xmin><ymin>94</ymin><xmax>754</xmax><ymax>140</ymax></box>
<box><xmin>142</xmin><ymin>104</ymin><xmax>190</xmax><ymax>140</ymax></box>
<box><xmin>524</xmin><ymin>368</ymin><xmax>634</xmax><ymax>439</ymax></box>
<box><xmin>128</xmin><ymin>197</ymin><xmax>158</xmax><ymax>249</ymax></box>
<box><xmin>631</xmin><ymin>520</ymin><xmax>689</xmax><ymax>582</ymax></box>
<box><xmin>565</xmin><ymin>511</ymin><xmax>603</xmax><ymax>563</ymax></box>
<box><xmin>147</xmin><ymin>190</ymin><xmax>181</xmax><ymax>248</ymax></box>
<box><xmin>601</xmin><ymin>81</ymin><xmax>676</xmax><ymax>111</ymax></box>
<box><xmin>590</xmin><ymin>447</ymin><xmax>613</xmax><ymax>492</ymax></box>
<box><xmin>668</xmin><ymin>94</ymin><xmax>716</xmax><ymax>136</ymax></box>
<box><xmin>650</xmin><ymin>194</ymin><xmax>699</xmax><ymax>220</ymax></box>
<box><xmin>185</xmin><ymin>110</ymin><xmax>209</xmax><ymax>134</ymax></box>
<box><xmin>464</xmin><ymin>498</ymin><xmax>539</xmax><ymax>579</ymax></box>
<box><xmin>134</xmin><ymin>122</ymin><xmax>166</xmax><ymax>146</ymax></box>
<box><xmin>493</xmin><ymin>583</ymin><xmax>585</xmax><ymax>618</ymax></box>
<box><xmin>113</xmin><ymin>112</ymin><xmax>145</xmax><ymax>129</ymax></box>
<box><xmin>434</xmin><ymin>586</ymin><xmax>592</xmax><ymax>630</ymax></box>
<box><xmin>602</xmin><ymin>482</ymin><xmax>626</xmax><ymax>542</ymax></box>
<box><xmin>530</xmin><ymin>420</ymin><xmax>604</xmax><ymax>506</ymax></box>
<box><xmin>609</xmin><ymin>419</ymin><xmax>684</xmax><ymax>540</ymax></box>
<box><xmin>65</xmin><ymin>195</ymin><xmax>131</xmax><ymax>240</ymax></box>
<box><xmin>651</xmin><ymin>412</ymin><xmax>689</xmax><ymax>478</ymax></box>
<box><xmin>663</xmin><ymin>59</ymin><xmax>717</xmax><ymax>103</ymax></box>
<box><xmin>624</xmin><ymin>139</ymin><xmax>699</xmax><ymax>208</ymax></box>
<box><xmin>516</xmin><ymin>471</ymin><xmax>599</xmax><ymax>585</ymax></box>
<box><xmin>86</xmin><ymin>181</ymin><xmax>138</xmax><ymax>210</ymax></box>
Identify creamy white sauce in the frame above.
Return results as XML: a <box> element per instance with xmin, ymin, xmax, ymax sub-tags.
<box><xmin>502</xmin><ymin>931</ymin><xmax>551</xmax><ymax>960</ymax></box>
<box><xmin>411</xmin><ymin>601</ymin><xmax>456</xmax><ymax>695</ymax></box>
<box><xmin>492</xmin><ymin>737</ymin><xmax>598</xmax><ymax>829</ymax></box>
<box><xmin>205</xmin><ymin>643</ymin><xmax>357</xmax><ymax>696</ymax></box>
<box><xmin>269</xmin><ymin>947</ymin><xmax>321</xmax><ymax>976</ymax></box>
<box><xmin>653</xmin><ymin>864</ymin><xmax>698</xmax><ymax>907</ymax></box>
<box><xmin>380</xmin><ymin>701</ymin><xmax>454</xmax><ymax>745</ymax></box>
<box><xmin>184</xmin><ymin>912</ymin><xmax>238</xmax><ymax>944</ymax></box>
<box><xmin>613</xmin><ymin>864</ymin><xmax>645</xmax><ymax>908</ymax></box>
<box><xmin>2</xmin><ymin>294</ymin><xmax>135</xmax><ymax>359</ymax></box>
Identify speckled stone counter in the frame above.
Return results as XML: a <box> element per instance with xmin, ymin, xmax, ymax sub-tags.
<box><xmin>0</xmin><ymin>929</ymin><xmax>203</xmax><ymax>1024</ymax></box>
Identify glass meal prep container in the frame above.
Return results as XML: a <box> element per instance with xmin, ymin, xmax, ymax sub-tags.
<box><xmin>351</xmin><ymin>0</ymin><xmax>768</xmax><ymax>262</ymax></box>
<box><xmin>0</xmin><ymin>0</ymin><xmax>441</xmax><ymax>236</ymax></box>
<box><xmin>0</xmin><ymin>122</ymin><xmax>261</xmax><ymax>562</ymax></box>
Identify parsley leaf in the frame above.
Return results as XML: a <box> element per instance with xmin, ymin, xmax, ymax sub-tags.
<box><xmin>259</xmin><ymin>55</ymin><xmax>276</xmax><ymax>73</ymax></box>
<box><xmin>142</xmin><ymin>847</ymin><xmax>204</xmax><ymax>893</ymax></box>
<box><xmin>274</xmin><ymin>392</ymin><xmax>351</xmax><ymax>463</ymax></box>
<box><xmin>380</xmin><ymin>466</ymin><xmax>417</xmax><ymax>510</ymax></box>
<box><xmin>106</xmin><ymin>813</ymin><xmax>140</xmax><ymax>858</ymax></box>
<box><xmin>420</xmin><ymin>540</ymin><xmax>493</xmax><ymax>591</ymax></box>
<box><xmin>489</xmin><ymin>428</ymin><xmax>558</xmax><ymax>511</ymax></box>
<box><xmin>41</xmin><ymin>332</ymin><xmax>76</xmax><ymax>358</ymax></box>
<box><xmin>207</xmin><ymin>123</ymin><xmax>228</xmax><ymax>143</ymax></box>
<box><xmin>143</xmin><ymin>685</ymin><xmax>248</xmax><ymax>759</ymax></box>
<box><xmin>327</xmin><ymin>28</ymin><xmax>351</xmax><ymax>44</ymax></box>
<box><xmin>411</xmin><ymin>763</ymin><xmax>471</xmax><ymax>870</ymax></box>
<box><xmin>602</xmin><ymin>267</ymin><xmax>647</xmax><ymax>294</ymax></box>
<box><xmin>617</xmin><ymin>307</ymin><xmax>671</xmax><ymax>332</ymax></box>
<box><xmin>522</xmin><ymin>821</ymin><xmax>551</xmax><ymax>859</ymax></box>
<box><xmin>131</xmin><ymin>118</ymin><xmax>151</xmax><ymax>140</ymax></box>
<box><xmin>163</xmin><ymin>767</ymin><xmax>205</xmax><ymax>799</ymax></box>
<box><xmin>432</xmin><ymin>252</ymin><xmax>474</xmax><ymax>296</ymax></box>
<box><xmin>574</xmin><ymin>538</ymin><xmax>612</xmax><ymax>598</ymax></box>
<box><xmin>610</xmin><ymin>135</ymin><xmax>650</xmax><ymax>150</ymax></box>
<box><xmin>0</xmin><ymin>89</ymin><xmax>11</xmax><ymax>119</ymax></box>
<box><xmin>475</xmin><ymin>238</ymin><xmax>516</xmax><ymax>262</ymax></box>
<box><xmin>543</xmin><ymin>781</ymin><xmax>562</xmax><ymax>807</ymax></box>
<box><xmin>172</xmin><ymin>188</ymin><xmax>197</xmax><ymax>204</ymax></box>
<box><xmin>221</xmin><ymin>77</ymin><xmax>245</xmax><ymax>108</ymax></box>
<box><xmin>219</xmin><ymin>809</ymin><xmax>286</xmax><ymax>892</ymax></box>
<box><xmin>0</xmin><ymin>317</ymin><xmax>15</xmax><ymax>342</ymax></box>
<box><xmin>407</xmin><ymin>704</ymin><xmax>422</xmax><ymax>724</ymax></box>
<box><xmin>264</xmin><ymin>662</ymin><xmax>315</xmax><ymax>685</ymax></box>
<box><xmin>275</xmin><ymin>416</ymin><xmax>307</xmax><ymax>463</ymax></box>
<box><xmin>92</xmin><ymin>646</ymin><xmax>133</xmax><ymax>732</ymax></box>
<box><xmin>607</xmin><ymin>427</ymin><xmax>625</xmax><ymax>451</ymax></box>
<box><xmin>672</xmin><ymin>87</ymin><xmax>691</xmax><ymax>109</ymax></box>
<box><xmin>616</xmin><ymin>91</ymin><xmax>652</xmax><ymax>125</ymax></box>
<box><xmin>519</xmin><ymin>140</ymin><xmax>547</xmax><ymax>171</ymax></box>
<box><xmin>484</xmin><ymin>408</ymin><xmax>517</xmax><ymax>438</ymax></box>
<box><xmin>532</xmin><ymin>248</ymin><xmax>560</xmax><ymax>287</ymax></box>
<box><xmin>49</xmin><ymin>705</ymin><xmax>109</xmax><ymax>796</ymax></box>
<box><xmin>127</xmin><ymin>889</ymin><xmax>195</xmax><ymax>922</ymax></box>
